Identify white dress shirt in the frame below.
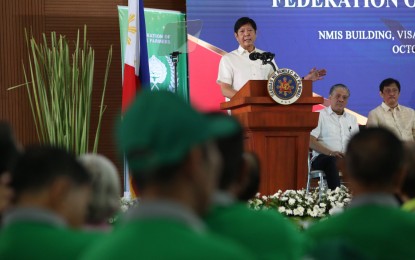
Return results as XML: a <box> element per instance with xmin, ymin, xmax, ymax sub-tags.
<box><xmin>217</xmin><ymin>46</ymin><xmax>278</xmax><ymax>92</ymax></box>
<box><xmin>311</xmin><ymin>106</ymin><xmax>359</xmax><ymax>158</ymax></box>
<box><xmin>367</xmin><ymin>102</ymin><xmax>415</xmax><ymax>141</ymax></box>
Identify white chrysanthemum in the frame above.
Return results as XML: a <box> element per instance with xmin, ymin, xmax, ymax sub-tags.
<box><xmin>251</xmin><ymin>199</ymin><xmax>262</xmax><ymax>207</ymax></box>
<box><xmin>280</xmin><ymin>197</ymin><xmax>289</xmax><ymax>201</ymax></box>
<box><xmin>319</xmin><ymin>203</ymin><xmax>326</xmax><ymax>207</ymax></box>
<box><xmin>262</xmin><ymin>195</ymin><xmax>268</xmax><ymax>201</ymax></box>
<box><xmin>274</xmin><ymin>190</ymin><xmax>283</xmax><ymax>196</ymax></box>
<box><xmin>120</xmin><ymin>197</ymin><xmax>130</xmax><ymax>204</ymax></box>
<box><xmin>288</xmin><ymin>198</ymin><xmax>296</xmax><ymax>205</ymax></box>
<box><xmin>278</xmin><ymin>206</ymin><xmax>286</xmax><ymax>213</ymax></box>
<box><xmin>294</xmin><ymin>207</ymin><xmax>304</xmax><ymax>216</ymax></box>
<box><xmin>285</xmin><ymin>209</ymin><xmax>293</xmax><ymax>215</ymax></box>
<box><xmin>310</xmin><ymin>210</ymin><xmax>318</xmax><ymax>217</ymax></box>
<box><xmin>335</xmin><ymin>202</ymin><xmax>344</xmax><ymax>208</ymax></box>
<box><xmin>284</xmin><ymin>190</ymin><xmax>293</xmax><ymax>196</ymax></box>
<box><xmin>317</xmin><ymin>208</ymin><xmax>326</xmax><ymax>217</ymax></box>
<box><xmin>270</xmin><ymin>194</ymin><xmax>278</xmax><ymax>199</ymax></box>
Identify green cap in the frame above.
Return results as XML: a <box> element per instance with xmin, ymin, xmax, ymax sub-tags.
<box><xmin>117</xmin><ymin>90</ymin><xmax>239</xmax><ymax>173</ymax></box>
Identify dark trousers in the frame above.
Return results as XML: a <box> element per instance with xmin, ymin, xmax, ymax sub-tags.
<box><xmin>311</xmin><ymin>154</ymin><xmax>341</xmax><ymax>190</ymax></box>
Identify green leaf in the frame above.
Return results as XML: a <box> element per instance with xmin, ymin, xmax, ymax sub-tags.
<box><xmin>9</xmin><ymin>26</ymin><xmax>112</xmax><ymax>156</ymax></box>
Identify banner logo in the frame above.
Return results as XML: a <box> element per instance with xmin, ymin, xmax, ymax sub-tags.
<box><xmin>267</xmin><ymin>68</ymin><xmax>303</xmax><ymax>105</ymax></box>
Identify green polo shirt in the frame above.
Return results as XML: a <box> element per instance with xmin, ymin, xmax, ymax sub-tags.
<box><xmin>205</xmin><ymin>192</ymin><xmax>306</xmax><ymax>260</ymax></box>
<box><xmin>81</xmin><ymin>200</ymin><xmax>254</xmax><ymax>260</ymax></box>
<box><xmin>305</xmin><ymin>194</ymin><xmax>415</xmax><ymax>259</ymax></box>
<box><xmin>0</xmin><ymin>207</ymin><xmax>103</xmax><ymax>260</ymax></box>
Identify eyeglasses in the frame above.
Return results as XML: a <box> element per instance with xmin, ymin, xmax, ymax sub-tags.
<box><xmin>383</xmin><ymin>88</ymin><xmax>399</xmax><ymax>94</ymax></box>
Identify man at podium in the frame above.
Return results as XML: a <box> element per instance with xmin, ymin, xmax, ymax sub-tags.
<box><xmin>217</xmin><ymin>16</ymin><xmax>326</xmax><ymax>99</ymax></box>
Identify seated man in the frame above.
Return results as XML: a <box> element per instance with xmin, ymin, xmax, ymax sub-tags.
<box><xmin>305</xmin><ymin>127</ymin><xmax>415</xmax><ymax>259</ymax></box>
<box><xmin>0</xmin><ymin>174</ymin><xmax>12</xmax><ymax>216</ymax></box>
<box><xmin>400</xmin><ymin>142</ymin><xmax>415</xmax><ymax>212</ymax></box>
<box><xmin>367</xmin><ymin>78</ymin><xmax>415</xmax><ymax>141</ymax></box>
<box><xmin>309</xmin><ymin>84</ymin><xmax>359</xmax><ymax>190</ymax></box>
<box><xmin>205</xmin><ymin>113</ymin><xmax>306</xmax><ymax>259</ymax></box>
<box><xmin>0</xmin><ymin>145</ymin><xmax>102</xmax><ymax>259</ymax></box>
<box><xmin>82</xmin><ymin>90</ymin><xmax>253</xmax><ymax>260</ymax></box>
<box><xmin>0</xmin><ymin>122</ymin><xmax>21</xmax><ymax>215</ymax></box>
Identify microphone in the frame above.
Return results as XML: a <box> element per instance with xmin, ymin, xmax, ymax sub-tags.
<box><xmin>249</xmin><ymin>52</ymin><xmax>275</xmax><ymax>61</ymax></box>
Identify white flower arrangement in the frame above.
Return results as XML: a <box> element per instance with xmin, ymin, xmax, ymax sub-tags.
<box><xmin>120</xmin><ymin>196</ymin><xmax>138</xmax><ymax>212</ymax></box>
<box><xmin>248</xmin><ymin>185</ymin><xmax>352</xmax><ymax>219</ymax></box>
<box><xmin>108</xmin><ymin>197</ymin><xmax>138</xmax><ymax>224</ymax></box>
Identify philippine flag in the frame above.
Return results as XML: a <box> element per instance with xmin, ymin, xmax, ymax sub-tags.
<box><xmin>122</xmin><ymin>0</ymin><xmax>150</xmax><ymax>112</ymax></box>
<box><xmin>122</xmin><ymin>0</ymin><xmax>150</xmax><ymax>198</ymax></box>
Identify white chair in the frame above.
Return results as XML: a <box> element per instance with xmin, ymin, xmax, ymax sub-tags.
<box><xmin>306</xmin><ymin>151</ymin><xmax>326</xmax><ymax>200</ymax></box>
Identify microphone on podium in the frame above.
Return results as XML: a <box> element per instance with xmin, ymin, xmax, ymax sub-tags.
<box><xmin>249</xmin><ymin>52</ymin><xmax>276</xmax><ymax>72</ymax></box>
<box><xmin>249</xmin><ymin>52</ymin><xmax>275</xmax><ymax>61</ymax></box>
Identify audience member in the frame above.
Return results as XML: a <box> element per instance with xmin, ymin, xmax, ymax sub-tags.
<box><xmin>237</xmin><ymin>151</ymin><xmax>260</xmax><ymax>202</ymax></box>
<box><xmin>205</xmin><ymin>113</ymin><xmax>305</xmax><ymax>259</ymax></box>
<box><xmin>306</xmin><ymin>127</ymin><xmax>415</xmax><ymax>259</ymax></box>
<box><xmin>367</xmin><ymin>78</ymin><xmax>415</xmax><ymax>141</ymax></box>
<box><xmin>0</xmin><ymin>122</ymin><xmax>21</xmax><ymax>176</ymax></box>
<box><xmin>82</xmin><ymin>90</ymin><xmax>254</xmax><ymax>260</ymax></box>
<box><xmin>0</xmin><ymin>122</ymin><xmax>21</xmax><ymax>218</ymax></box>
<box><xmin>309</xmin><ymin>83</ymin><xmax>359</xmax><ymax>190</ymax></box>
<box><xmin>400</xmin><ymin>142</ymin><xmax>415</xmax><ymax>212</ymax></box>
<box><xmin>78</xmin><ymin>153</ymin><xmax>121</xmax><ymax>230</ymax></box>
<box><xmin>0</xmin><ymin>174</ymin><xmax>13</xmax><ymax>216</ymax></box>
<box><xmin>0</xmin><ymin>145</ymin><xmax>102</xmax><ymax>259</ymax></box>
<box><xmin>217</xmin><ymin>16</ymin><xmax>326</xmax><ymax>99</ymax></box>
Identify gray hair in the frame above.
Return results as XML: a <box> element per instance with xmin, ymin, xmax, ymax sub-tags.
<box><xmin>78</xmin><ymin>154</ymin><xmax>121</xmax><ymax>224</ymax></box>
<box><xmin>329</xmin><ymin>83</ymin><xmax>350</xmax><ymax>97</ymax></box>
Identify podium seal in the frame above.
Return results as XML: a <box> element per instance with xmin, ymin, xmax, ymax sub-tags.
<box><xmin>267</xmin><ymin>68</ymin><xmax>303</xmax><ymax>105</ymax></box>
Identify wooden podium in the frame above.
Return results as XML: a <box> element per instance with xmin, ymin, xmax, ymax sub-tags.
<box><xmin>221</xmin><ymin>80</ymin><xmax>323</xmax><ymax>195</ymax></box>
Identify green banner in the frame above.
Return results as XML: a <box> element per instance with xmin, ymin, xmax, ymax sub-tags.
<box><xmin>118</xmin><ymin>6</ymin><xmax>189</xmax><ymax>101</ymax></box>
